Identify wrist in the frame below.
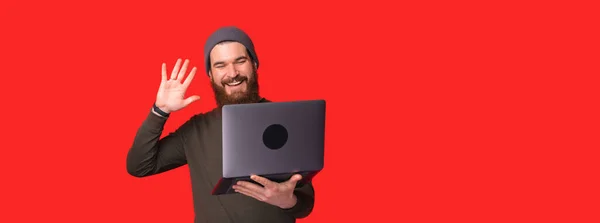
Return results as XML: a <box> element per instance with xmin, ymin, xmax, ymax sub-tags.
<box><xmin>158</xmin><ymin>106</ymin><xmax>171</xmax><ymax>113</ymax></box>
<box><xmin>280</xmin><ymin>194</ymin><xmax>298</xmax><ymax>209</ymax></box>
<box><xmin>153</xmin><ymin>103</ymin><xmax>171</xmax><ymax>117</ymax></box>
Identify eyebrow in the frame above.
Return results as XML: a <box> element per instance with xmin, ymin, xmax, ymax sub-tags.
<box><xmin>212</xmin><ymin>56</ymin><xmax>249</xmax><ymax>67</ymax></box>
<box><xmin>234</xmin><ymin>56</ymin><xmax>249</xmax><ymax>62</ymax></box>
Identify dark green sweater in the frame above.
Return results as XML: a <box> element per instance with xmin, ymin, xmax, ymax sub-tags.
<box><xmin>126</xmin><ymin>98</ymin><xmax>315</xmax><ymax>223</ymax></box>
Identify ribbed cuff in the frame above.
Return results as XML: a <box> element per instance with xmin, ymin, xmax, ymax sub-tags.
<box><xmin>143</xmin><ymin>108</ymin><xmax>169</xmax><ymax>132</ymax></box>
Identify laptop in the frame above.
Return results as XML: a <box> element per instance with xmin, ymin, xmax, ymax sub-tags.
<box><xmin>211</xmin><ymin>99</ymin><xmax>326</xmax><ymax>195</ymax></box>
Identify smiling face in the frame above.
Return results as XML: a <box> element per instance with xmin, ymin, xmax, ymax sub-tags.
<box><xmin>208</xmin><ymin>41</ymin><xmax>261</xmax><ymax>107</ymax></box>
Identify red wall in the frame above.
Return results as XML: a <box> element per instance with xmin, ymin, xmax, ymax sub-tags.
<box><xmin>1</xmin><ymin>0</ymin><xmax>598</xmax><ymax>222</ymax></box>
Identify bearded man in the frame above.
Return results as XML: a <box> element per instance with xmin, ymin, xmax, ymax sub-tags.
<box><xmin>126</xmin><ymin>26</ymin><xmax>315</xmax><ymax>223</ymax></box>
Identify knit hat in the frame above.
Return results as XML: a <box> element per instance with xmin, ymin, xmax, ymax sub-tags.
<box><xmin>203</xmin><ymin>26</ymin><xmax>259</xmax><ymax>75</ymax></box>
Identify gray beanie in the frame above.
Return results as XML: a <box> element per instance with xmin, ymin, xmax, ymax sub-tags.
<box><xmin>203</xmin><ymin>26</ymin><xmax>259</xmax><ymax>75</ymax></box>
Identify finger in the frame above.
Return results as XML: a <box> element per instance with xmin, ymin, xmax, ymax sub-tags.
<box><xmin>182</xmin><ymin>67</ymin><xmax>197</xmax><ymax>88</ymax></box>
<box><xmin>183</xmin><ymin>95</ymin><xmax>201</xmax><ymax>107</ymax></box>
<box><xmin>234</xmin><ymin>186</ymin><xmax>266</xmax><ymax>201</ymax></box>
<box><xmin>236</xmin><ymin>180</ymin><xmax>267</xmax><ymax>193</ymax></box>
<box><xmin>170</xmin><ymin>58</ymin><xmax>182</xmax><ymax>80</ymax></box>
<box><xmin>161</xmin><ymin>63</ymin><xmax>167</xmax><ymax>83</ymax></box>
<box><xmin>233</xmin><ymin>184</ymin><xmax>266</xmax><ymax>200</ymax></box>
<box><xmin>251</xmin><ymin>175</ymin><xmax>277</xmax><ymax>190</ymax></box>
<box><xmin>177</xmin><ymin>59</ymin><xmax>189</xmax><ymax>81</ymax></box>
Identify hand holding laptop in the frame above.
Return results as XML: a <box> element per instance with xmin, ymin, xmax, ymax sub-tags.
<box><xmin>232</xmin><ymin>174</ymin><xmax>303</xmax><ymax>209</ymax></box>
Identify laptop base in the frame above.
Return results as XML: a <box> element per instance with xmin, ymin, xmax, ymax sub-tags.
<box><xmin>211</xmin><ymin>171</ymin><xmax>319</xmax><ymax>195</ymax></box>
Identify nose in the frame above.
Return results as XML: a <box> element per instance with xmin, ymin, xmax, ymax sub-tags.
<box><xmin>225</xmin><ymin>64</ymin><xmax>239</xmax><ymax>78</ymax></box>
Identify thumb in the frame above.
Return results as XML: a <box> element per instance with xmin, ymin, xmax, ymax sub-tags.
<box><xmin>287</xmin><ymin>174</ymin><xmax>302</xmax><ymax>185</ymax></box>
<box><xmin>183</xmin><ymin>95</ymin><xmax>201</xmax><ymax>106</ymax></box>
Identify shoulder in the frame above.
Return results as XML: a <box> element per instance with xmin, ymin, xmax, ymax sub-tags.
<box><xmin>186</xmin><ymin>111</ymin><xmax>212</xmax><ymax>124</ymax></box>
<box><xmin>174</xmin><ymin>111</ymin><xmax>212</xmax><ymax>138</ymax></box>
<box><xmin>187</xmin><ymin>107</ymin><xmax>222</xmax><ymax>125</ymax></box>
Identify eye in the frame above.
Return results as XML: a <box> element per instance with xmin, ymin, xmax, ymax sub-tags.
<box><xmin>236</xmin><ymin>59</ymin><xmax>247</xmax><ymax>64</ymax></box>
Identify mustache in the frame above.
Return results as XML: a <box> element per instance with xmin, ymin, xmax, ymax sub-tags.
<box><xmin>222</xmin><ymin>75</ymin><xmax>248</xmax><ymax>85</ymax></box>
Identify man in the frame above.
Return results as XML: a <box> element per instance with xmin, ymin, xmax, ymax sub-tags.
<box><xmin>126</xmin><ymin>26</ymin><xmax>315</xmax><ymax>223</ymax></box>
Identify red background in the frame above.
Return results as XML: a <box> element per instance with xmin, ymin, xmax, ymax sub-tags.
<box><xmin>1</xmin><ymin>0</ymin><xmax>598</xmax><ymax>222</ymax></box>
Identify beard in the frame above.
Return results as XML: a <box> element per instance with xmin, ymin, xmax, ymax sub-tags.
<box><xmin>210</xmin><ymin>70</ymin><xmax>261</xmax><ymax>108</ymax></box>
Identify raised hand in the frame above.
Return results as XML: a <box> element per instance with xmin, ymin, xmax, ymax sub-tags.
<box><xmin>232</xmin><ymin>174</ymin><xmax>303</xmax><ymax>209</ymax></box>
<box><xmin>155</xmin><ymin>59</ymin><xmax>200</xmax><ymax>114</ymax></box>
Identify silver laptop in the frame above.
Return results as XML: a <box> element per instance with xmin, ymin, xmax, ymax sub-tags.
<box><xmin>212</xmin><ymin>99</ymin><xmax>326</xmax><ymax>195</ymax></box>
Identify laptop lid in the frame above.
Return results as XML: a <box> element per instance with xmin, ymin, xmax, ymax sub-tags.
<box><xmin>221</xmin><ymin>99</ymin><xmax>326</xmax><ymax>179</ymax></box>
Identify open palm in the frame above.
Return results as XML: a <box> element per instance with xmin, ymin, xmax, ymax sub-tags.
<box><xmin>155</xmin><ymin>59</ymin><xmax>200</xmax><ymax>113</ymax></box>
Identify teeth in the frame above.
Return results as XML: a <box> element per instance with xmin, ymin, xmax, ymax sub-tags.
<box><xmin>227</xmin><ymin>80</ymin><xmax>242</xmax><ymax>86</ymax></box>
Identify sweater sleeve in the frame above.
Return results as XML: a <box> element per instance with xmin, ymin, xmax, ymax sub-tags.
<box><xmin>282</xmin><ymin>181</ymin><xmax>315</xmax><ymax>218</ymax></box>
<box><xmin>126</xmin><ymin>109</ymin><xmax>194</xmax><ymax>177</ymax></box>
